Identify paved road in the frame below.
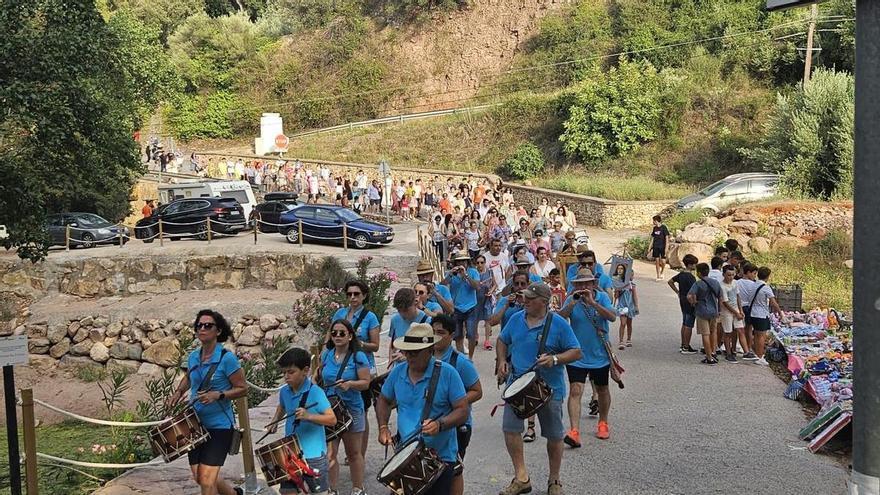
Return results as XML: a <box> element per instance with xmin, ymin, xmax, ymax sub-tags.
<box><xmin>95</xmin><ymin>229</ymin><xmax>849</xmax><ymax>495</ymax></box>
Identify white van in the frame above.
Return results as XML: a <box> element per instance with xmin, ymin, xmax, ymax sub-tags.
<box><xmin>158</xmin><ymin>180</ymin><xmax>257</xmax><ymax>220</ymax></box>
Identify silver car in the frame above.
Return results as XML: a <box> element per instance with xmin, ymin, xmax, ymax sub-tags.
<box><xmin>676</xmin><ymin>173</ymin><xmax>780</xmax><ymax>214</ymax></box>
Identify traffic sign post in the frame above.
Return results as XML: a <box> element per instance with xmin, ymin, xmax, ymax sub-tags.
<box><xmin>274</xmin><ymin>134</ymin><xmax>289</xmax><ymax>154</ymax></box>
<box><xmin>1</xmin><ymin>335</ymin><xmax>29</xmax><ymax>495</ymax></box>
<box><xmin>378</xmin><ymin>160</ymin><xmax>391</xmax><ymax>225</ymax></box>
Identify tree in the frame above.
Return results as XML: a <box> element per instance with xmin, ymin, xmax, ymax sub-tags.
<box><xmin>559</xmin><ymin>59</ymin><xmax>675</xmax><ymax>163</ymax></box>
<box><xmin>100</xmin><ymin>0</ymin><xmax>205</xmax><ymax>45</ymax></box>
<box><xmin>0</xmin><ymin>0</ymin><xmax>154</xmax><ymax>261</ymax></box>
<box><xmin>741</xmin><ymin>68</ymin><xmax>853</xmax><ymax>199</ymax></box>
<box><xmin>502</xmin><ymin>143</ymin><xmax>545</xmax><ymax>180</ymax></box>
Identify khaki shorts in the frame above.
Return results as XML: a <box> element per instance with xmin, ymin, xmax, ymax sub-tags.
<box><xmin>695</xmin><ymin>317</ymin><xmax>718</xmax><ymax>336</ymax></box>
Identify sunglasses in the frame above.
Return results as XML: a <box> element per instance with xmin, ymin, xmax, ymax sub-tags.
<box><xmin>402</xmin><ymin>349</ymin><xmax>424</xmax><ymax>356</ymax></box>
<box><xmin>195</xmin><ymin>322</ymin><xmax>216</xmax><ymax>330</ymax></box>
<box><xmin>330</xmin><ymin>330</ymin><xmax>349</xmax><ymax>337</ymax></box>
<box><xmin>346</xmin><ymin>291</ymin><xmax>362</xmax><ymax>297</ymax></box>
<box><xmin>476</xmin><ymin>261</ymin><xmax>485</xmax><ymax>264</ymax></box>
<box><xmin>415</xmin><ymin>290</ymin><xmax>427</xmax><ymax>295</ymax></box>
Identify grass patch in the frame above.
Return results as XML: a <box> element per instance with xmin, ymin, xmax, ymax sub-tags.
<box><xmin>661</xmin><ymin>209</ymin><xmax>704</xmax><ymax>233</ymax></box>
<box><xmin>532</xmin><ymin>174</ymin><xmax>692</xmax><ymax>201</ymax></box>
<box><xmin>0</xmin><ymin>421</ymin><xmax>147</xmax><ymax>495</ymax></box>
<box><xmin>73</xmin><ymin>365</ymin><xmax>108</xmax><ymax>383</ymax></box>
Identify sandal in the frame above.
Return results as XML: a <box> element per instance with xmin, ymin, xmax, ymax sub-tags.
<box><xmin>523</xmin><ymin>421</ymin><xmax>536</xmax><ymax>443</ymax></box>
<box><xmin>626</xmin><ymin>340</ymin><xmax>633</xmax><ymax>347</ymax></box>
<box><xmin>618</xmin><ymin>343</ymin><xmax>625</xmax><ymax>350</ymax></box>
<box><xmin>484</xmin><ymin>340</ymin><xmax>493</xmax><ymax>351</ymax></box>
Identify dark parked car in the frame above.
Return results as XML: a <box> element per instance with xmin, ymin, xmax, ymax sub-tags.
<box><xmin>46</xmin><ymin>213</ymin><xmax>129</xmax><ymax>248</ymax></box>
<box><xmin>135</xmin><ymin>198</ymin><xmax>246</xmax><ymax>242</ymax></box>
<box><xmin>263</xmin><ymin>192</ymin><xmax>298</xmax><ymax>205</ymax></box>
<box><xmin>251</xmin><ymin>201</ymin><xmax>297</xmax><ymax>233</ymax></box>
<box><xmin>278</xmin><ymin>205</ymin><xmax>394</xmax><ymax>249</ymax></box>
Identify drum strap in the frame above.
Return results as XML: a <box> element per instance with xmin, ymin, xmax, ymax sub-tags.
<box><xmin>197</xmin><ymin>348</ymin><xmax>228</xmax><ymax>393</ymax></box>
<box><xmin>418</xmin><ymin>313</ymin><xmax>429</xmax><ymax>324</ymax></box>
<box><xmin>350</xmin><ymin>308</ymin><xmax>369</xmax><ymax>338</ymax></box>
<box><xmin>292</xmin><ymin>384</ymin><xmax>311</xmax><ymax>431</ymax></box>
<box><xmin>420</xmin><ymin>360</ymin><xmax>444</xmax><ymax>425</ymax></box>
<box><xmin>448</xmin><ymin>350</ymin><xmax>459</xmax><ymax>369</ymax></box>
<box><xmin>537</xmin><ymin>313</ymin><xmax>553</xmax><ymax>357</ymax></box>
<box><xmin>334</xmin><ymin>349</ymin><xmax>354</xmax><ymax>383</ymax></box>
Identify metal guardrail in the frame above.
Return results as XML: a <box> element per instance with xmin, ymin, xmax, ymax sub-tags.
<box><xmin>289</xmin><ymin>103</ymin><xmax>500</xmax><ymax>138</ymax></box>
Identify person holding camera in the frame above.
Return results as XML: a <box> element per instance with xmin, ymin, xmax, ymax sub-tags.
<box><xmin>415</xmin><ymin>260</ymin><xmax>454</xmax><ymax>315</ymax></box>
<box><xmin>442</xmin><ymin>252</ymin><xmax>481</xmax><ymax>359</ymax></box>
<box><xmin>557</xmin><ymin>269</ymin><xmax>618</xmax><ymax>445</ymax></box>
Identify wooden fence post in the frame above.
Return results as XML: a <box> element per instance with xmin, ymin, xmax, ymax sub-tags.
<box><xmin>298</xmin><ymin>219</ymin><xmax>303</xmax><ymax>248</ymax></box>
<box><xmin>234</xmin><ymin>397</ymin><xmax>258</xmax><ymax>494</ymax></box>
<box><xmin>158</xmin><ymin>219</ymin><xmax>164</xmax><ymax>247</ymax></box>
<box><xmin>206</xmin><ymin>218</ymin><xmax>212</xmax><ymax>244</ymax></box>
<box><xmin>21</xmin><ymin>389</ymin><xmax>38</xmax><ymax>495</ymax></box>
<box><xmin>343</xmin><ymin>224</ymin><xmax>348</xmax><ymax>251</ymax></box>
<box><xmin>65</xmin><ymin>225</ymin><xmax>70</xmax><ymax>252</ymax></box>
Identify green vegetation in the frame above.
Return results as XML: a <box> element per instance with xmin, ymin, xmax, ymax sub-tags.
<box><xmin>750</xmin><ymin>246</ymin><xmax>852</xmax><ymax>311</ymax></box>
<box><xmin>662</xmin><ymin>209</ymin><xmax>705</xmax><ymax>233</ymax></box>
<box><xmin>73</xmin><ymin>365</ymin><xmax>110</xmax><ymax>383</ymax></box>
<box><xmin>533</xmin><ymin>174</ymin><xmax>691</xmax><ymax>201</ymax></box>
<box><xmin>502</xmin><ymin>143</ymin><xmax>545</xmax><ymax>180</ymax></box>
<box><xmin>742</xmin><ymin>68</ymin><xmax>854</xmax><ymax>199</ymax></box>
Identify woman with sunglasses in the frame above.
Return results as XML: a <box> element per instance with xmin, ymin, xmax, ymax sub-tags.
<box><xmin>531</xmin><ymin>246</ymin><xmax>556</xmax><ymax>281</ymax></box>
<box><xmin>474</xmin><ymin>254</ymin><xmax>497</xmax><ymax>351</ymax></box>
<box><xmin>538</xmin><ymin>197</ymin><xmax>553</xmax><ymax>219</ymax></box>
<box><xmin>166</xmin><ymin>310</ymin><xmax>247</xmax><ymax>495</ymax></box>
<box><xmin>318</xmin><ymin>319</ymin><xmax>371</xmax><ymax>495</ymax></box>
<box><xmin>333</xmin><ymin>280</ymin><xmax>381</xmax><ymax>461</ymax></box>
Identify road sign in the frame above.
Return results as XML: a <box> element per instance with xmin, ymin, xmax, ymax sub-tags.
<box><xmin>0</xmin><ymin>336</ymin><xmax>27</xmax><ymax>367</ymax></box>
<box><xmin>274</xmin><ymin>134</ymin><xmax>289</xmax><ymax>150</ymax></box>
<box><xmin>378</xmin><ymin>160</ymin><xmax>391</xmax><ymax>176</ymax></box>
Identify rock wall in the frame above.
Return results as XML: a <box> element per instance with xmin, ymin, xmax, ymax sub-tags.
<box><xmin>0</xmin><ymin>253</ymin><xmax>308</xmax><ymax>299</ymax></box>
<box><xmin>17</xmin><ymin>313</ymin><xmax>322</xmax><ymax>376</ymax></box>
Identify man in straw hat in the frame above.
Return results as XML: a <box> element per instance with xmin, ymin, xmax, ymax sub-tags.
<box><xmin>557</xmin><ymin>268</ymin><xmax>617</xmax><ymax>446</ymax></box>
<box><xmin>376</xmin><ymin>323</ymin><xmax>470</xmax><ymax>495</ymax></box>
<box><xmin>495</xmin><ymin>283</ymin><xmax>582</xmax><ymax>495</ymax></box>
<box><xmin>566</xmin><ymin>247</ymin><xmax>610</xmax><ymax>295</ymax></box>
<box><xmin>415</xmin><ymin>259</ymin><xmax>454</xmax><ymax>314</ymax></box>
<box><xmin>441</xmin><ymin>252</ymin><xmax>481</xmax><ymax>358</ymax></box>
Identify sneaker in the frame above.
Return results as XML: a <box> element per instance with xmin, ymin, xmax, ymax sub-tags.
<box><xmin>715</xmin><ymin>349</ymin><xmax>723</xmax><ymax>356</ymax></box>
<box><xmin>701</xmin><ymin>358</ymin><xmax>718</xmax><ymax>365</ymax></box>
<box><xmin>755</xmin><ymin>357</ymin><xmax>770</xmax><ymax>366</ymax></box>
<box><xmin>548</xmin><ymin>480</ymin><xmax>564</xmax><ymax>495</ymax></box>
<box><xmin>499</xmin><ymin>477</ymin><xmax>532</xmax><ymax>495</ymax></box>
<box><xmin>626</xmin><ymin>341</ymin><xmax>633</xmax><ymax>347</ymax></box>
<box><xmin>351</xmin><ymin>489</ymin><xmax>367</xmax><ymax>495</ymax></box>
<box><xmin>618</xmin><ymin>343</ymin><xmax>625</xmax><ymax>350</ymax></box>
<box><xmin>742</xmin><ymin>352</ymin><xmax>759</xmax><ymax>361</ymax></box>
<box><xmin>588</xmin><ymin>398</ymin><xmax>599</xmax><ymax>416</ymax></box>
<box><xmin>680</xmin><ymin>345</ymin><xmax>698</xmax><ymax>355</ymax></box>
<box><xmin>484</xmin><ymin>340</ymin><xmax>493</xmax><ymax>351</ymax></box>
<box><xmin>234</xmin><ymin>488</ymin><xmax>244</xmax><ymax>495</ymax></box>
<box><xmin>563</xmin><ymin>429</ymin><xmax>581</xmax><ymax>448</ymax></box>
<box><xmin>725</xmin><ymin>354</ymin><xmax>738</xmax><ymax>363</ymax></box>
<box><xmin>596</xmin><ymin>421</ymin><xmax>610</xmax><ymax>440</ymax></box>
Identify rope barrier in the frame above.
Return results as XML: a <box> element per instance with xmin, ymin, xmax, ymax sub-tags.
<box><xmin>35</xmin><ymin>452</ymin><xmax>165</xmax><ymax>469</ymax></box>
<box><xmin>245</xmin><ymin>380</ymin><xmax>285</xmax><ymax>393</ymax></box>
<box><xmin>30</xmin><ymin>397</ymin><xmax>167</xmax><ymax>427</ymax></box>
<box><xmin>37</xmin><ymin>460</ymin><xmax>107</xmax><ymax>482</ymax></box>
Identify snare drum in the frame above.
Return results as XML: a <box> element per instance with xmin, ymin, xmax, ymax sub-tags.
<box><xmin>369</xmin><ymin>371</ymin><xmax>390</xmax><ymax>400</ymax></box>
<box><xmin>148</xmin><ymin>406</ymin><xmax>211</xmax><ymax>463</ymax></box>
<box><xmin>325</xmin><ymin>396</ymin><xmax>352</xmax><ymax>442</ymax></box>
<box><xmin>255</xmin><ymin>435</ymin><xmax>306</xmax><ymax>486</ymax></box>
<box><xmin>377</xmin><ymin>439</ymin><xmax>447</xmax><ymax>495</ymax></box>
<box><xmin>501</xmin><ymin>371</ymin><xmax>552</xmax><ymax>419</ymax></box>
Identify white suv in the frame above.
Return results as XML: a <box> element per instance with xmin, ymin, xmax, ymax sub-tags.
<box><xmin>676</xmin><ymin>173</ymin><xmax>779</xmax><ymax>215</ymax></box>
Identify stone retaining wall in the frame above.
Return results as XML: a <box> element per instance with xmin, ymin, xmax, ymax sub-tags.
<box><xmin>0</xmin><ymin>253</ymin><xmax>308</xmax><ymax>299</ymax></box>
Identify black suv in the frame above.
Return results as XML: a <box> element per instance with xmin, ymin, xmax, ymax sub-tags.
<box><xmin>135</xmin><ymin>198</ymin><xmax>246</xmax><ymax>242</ymax></box>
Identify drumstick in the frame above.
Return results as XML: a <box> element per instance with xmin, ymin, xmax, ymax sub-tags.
<box><xmin>254</xmin><ymin>402</ymin><xmax>318</xmax><ymax>445</ymax></box>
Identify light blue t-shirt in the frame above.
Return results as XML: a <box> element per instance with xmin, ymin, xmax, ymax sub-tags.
<box><xmin>499</xmin><ymin>312</ymin><xmax>580</xmax><ymax>401</ymax></box>
<box><xmin>566</xmin><ymin>264</ymin><xmax>613</xmax><ymax>293</ymax></box>
<box><xmin>565</xmin><ymin>292</ymin><xmax>614</xmax><ymax>369</ymax></box>
<box><xmin>424</xmin><ymin>301</ymin><xmax>442</xmax><ymax>315</ymax></box>
<box><xmin>446</xmin><ymin>267</ymin><xmax>480</xmax><ymax>312</ymax></box>
<box><xmin>380</xmin><ymin>358</ymin><xmax>466</xmax><ymax>462</ymax></box>
<box><xmin>321</xmin><ymin>349</ymin><xmax>370</xmax><ymax>412</ymax></box>
<box><xmin>389</xmin><ymin>310</ymin><xmax>429</xmax><ymax>341</ymax></box>
<box><xmin>494</xmin><ymin>296</ymin><xmax>524</xmax><ymax>330</ymax></box>
<box><xmin>187</xmin><ymin>346</ymin><xmax>241</xmax><ymax>429</ymax></box>
<box><xmin>332</xmin><ymin>306</ymin><xmax>380</xmax><ymax>371</ymax></box>
<box><xmin>438</xmin><ymin>346</ymin><xmax>479</xmax><ymax>427</ymax></box>
<box><xmin>429</xmin><ymin>284</ymin><xmax>453</xmax><ymax>311</ymax></box>
<box><xmin>279</xmin><ymin>380</ymin><xmax>332</xmax><ymax>459</ymax></box>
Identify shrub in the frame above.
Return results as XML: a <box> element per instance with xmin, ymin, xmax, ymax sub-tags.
<box><xmin>241</xmin><ymin>335</ymin><xmax>291</xmax><ymax>407</ymax></box>
<box><xmin>663</xmin><ymin>209</ymin><xmax>704</xmax><ymax>233</ymax></box>
<box><xmin>295</xmin><ymin>256</ymin><xmax>353</xmax><ymax>291</ymax></box>
<box><xmin>164</xmin><ymin>90</ymin><xmax>254</xmax><ymax>140</ymax></box>
<box><xmin>812</xmin><ymin>228</ymin><xmax>853</xmax><ymax>263</ymax></box>
<box><xmin>502</xmin><ymin>142</ymin><xmax>545</xmax><ymax>180</ymax></box>
<box><xmin>624</xmin><ymin>236</ymin><xmax>650</xmax><ymax>260</ymax></box>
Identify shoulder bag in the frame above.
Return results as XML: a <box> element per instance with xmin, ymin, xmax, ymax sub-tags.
<box><xmin>743</xmin><ymin>283</ymin><xmax>766</xmax><ymax>320</ymax></box>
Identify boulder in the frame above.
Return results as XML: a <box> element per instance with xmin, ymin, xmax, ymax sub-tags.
<box><xmin>28</xmin><ymin>355</ymin><xmax>57</xmax><ymax>371</ymax></box>
<box><xmin>70</xmin><ymin>339</ymin><xmax>95</xmax><ymax>356</ymax></box>
<box><xmin>94</xmin><ymin>316</ymin><xmax>110</xmax><ymax>328</ymax></box>
<box><xmin>264</xmin><ymin>328</ymin><xmax>294</xmax><ymax>344</ymax></box>
<box><xmin>26</xmin><ymin>322</ymin><xmax>48</xmax><ymax>339</ymax></box>
<box><xmin>103</xmin><ymin>336</ymin><xmax>118</xmax><ymax>348</ymax></box>
<box><xmin>728</xmin><ymin>220</ymin><xmax>759</xmax><ymax>236</ymax></box>
<box><xmin>137</xmin><ymin>362</ymin><xmax>165</xmax><ymax>378</ymax></box>
<box><xmin>147</xmin><ymin>329</ymin><xmax>167</xmax><ymax>343</ymax></box>
<box><xmin>47</xmin><ymin>324</ymin><xmax>68</xmax><ymax>344</ymax></box>
<box><xmin>259</xmin><ymin>314</ymin><xmax>280</xmax><ymax>332</ymax></box>
<box><xmin>72</xmin><ymin>327</ymin><xmax>89</xmax><ymax>343</ymax></box>
<box><xmin>733</xmin><ymin>210</ymin><xmax>765</xmax><ymax>223</ymax></box>
<box><xmin>773</xmin><ymin>236</ymin><xmax>809</xmax><ymax>250</ymax></box>
<box><xmin>109</xmin><ymin>342</ymin><xmax>143</xmax><ymax>361</ymax></box>
<box><xmin>89</xmin><ymin>327</ymin><xmax>106</xmax><ymax>343</ymax></box>
<box><xmin>236</xmin><ymin>345</ymin><xmax>263</xmax><ymax>358</ymax></box>
<box><xmin>749</xmin><ymin>237</ymin><xmax>772</xmax><ymax>254</ymax></box>
<box><xmin>232</xmin><ymin>323</ymin><xmax>245</xmax><ymax>340</ymax></box>
<box><xmin>276</xmin><ymin>280</ymin><xmax>297</xmax><ymax>292</ymax></box>
<box><xmin>106</xmin><ymin>322</ymin><xmax>123</xmax><ymax>338</ymax></box>
<box><xmin>237</xmin><ymin>325</ymin><xmax>263</xmax><ymax>346</ymax></box>
<box><xmin>107</xmin><ymin>359</ymin><xmax>140</xmax><ymax>374</ymax></box>
<box><xmin>667</xmin><ymin>243</ymin><xmax>715</xmax><ymax>269</ymax></box>
<box><xmin>28</xmin><ymin>338</ymin><xmax>50</xmax><ymax>354</ymax></box>
<box><xmin>142</xmin><ymin>336</ymin><xmax>180</xmax><ymax>367</ymax></box>
<box><xmin>678</xmin><ymin>226</ymin><xmax>726</xmax><ymax>246</ymax></box>
<box><xmin>49</xmin><ymin>339</ymin><xmax>71</xmax><ymax>359</ymax></box>
<box><xmin>79</xmin><ymin>316</ymin><xmax>94</xmax><ymax>327</ymax></box>
<box><xmin>89</xmin><ymin>343</ymin><xmax>111</xmax><ymax>363</ymax></box>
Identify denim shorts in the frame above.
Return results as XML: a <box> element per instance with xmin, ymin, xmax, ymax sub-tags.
<box><xmin>681</xmin><ymin>310</ymin><xmax>696</xmax><ymax>328</ymax></box>
<box><xmin>502</xmin><ymin>399</ymin><xmax>565</xmax><ymax>441</ymax></box>
<box><xmin>453</xmin><ymin>307</ymin><xmax>479</xmax><ymax>340</ymax></box>
<box><xmin>279</xmin><ymin>455</ymin><xmax>330</xmax><ymax>494</ymax></box>
<box><xmin>347</xmin><ymin>407</ymin><xmax>366</xmax><ymax>434</ymax></box>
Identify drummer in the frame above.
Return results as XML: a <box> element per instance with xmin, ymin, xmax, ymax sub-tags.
<box><xmin>494</xmin><ymin>284</ymin><xmax>581</xmax><ymax>495</ymax></box>
<box><xmin>318</xmin><ymin>319</ymin><xmax>372</xmax><ymax>495</ymax></box>
<box><xmin>376</xmin><ymin>323</ymin><xmax>469</xmax><ymax>495</ymax></box>
<box><xmin>266</xmin><ymin>347</ymin><xmax>337</xmax><ymax>494</ymax></box>
<box><xmin>431</xmin><ymin>314</ymin><xmax>483</xmax><ymax>495</ymax></box>
<box><xmin>166</xmin><ymin>309</ymin><xmax>247</xmax><ymax>495</ymax></box>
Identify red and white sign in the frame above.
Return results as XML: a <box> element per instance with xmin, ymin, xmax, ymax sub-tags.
<box><xmin>274</xmin><ymin>134</ymin><xmax>289</xmax><ymax>151</ymax></box>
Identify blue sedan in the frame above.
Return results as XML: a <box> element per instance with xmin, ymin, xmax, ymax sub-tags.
<box><xmin>278</xmin><ymin>205</ymin><xmax>394</xmax><ymax>248</ymax></box>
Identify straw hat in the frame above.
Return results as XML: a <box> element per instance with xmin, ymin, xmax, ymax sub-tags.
<box><xmin>393</xmin><ymin>323</ymin><xmax>436</xmax><ymax>351</ymax></box>
<box><xmin>415</xmin><ymin>260</ymin><xmax>434</xmax><ymax>275</ymax></box>
<box><xmin>571</xmin><ymin>268</ymin><xmax>596</xmax><ymax>283</ymax></box>
<box><xmin>453</xmin><ymin>252</ymin><xmax>471</xmax><ymax>261</ymax></box>
<box><xmin>576</xmin><ymin>244</ymin><xmax>591</xmax><ymax>256</ymax></box>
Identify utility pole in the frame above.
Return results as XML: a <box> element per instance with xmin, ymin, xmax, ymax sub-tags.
<box><xmin>802</xmin><ymin>3</ymin><xmax>818</xmax><ymax>85</ymax></box>
<box><xmin>852</xmin><ymin>0</ymin><xmax>880</xmax><ymax>492</ymax></box>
